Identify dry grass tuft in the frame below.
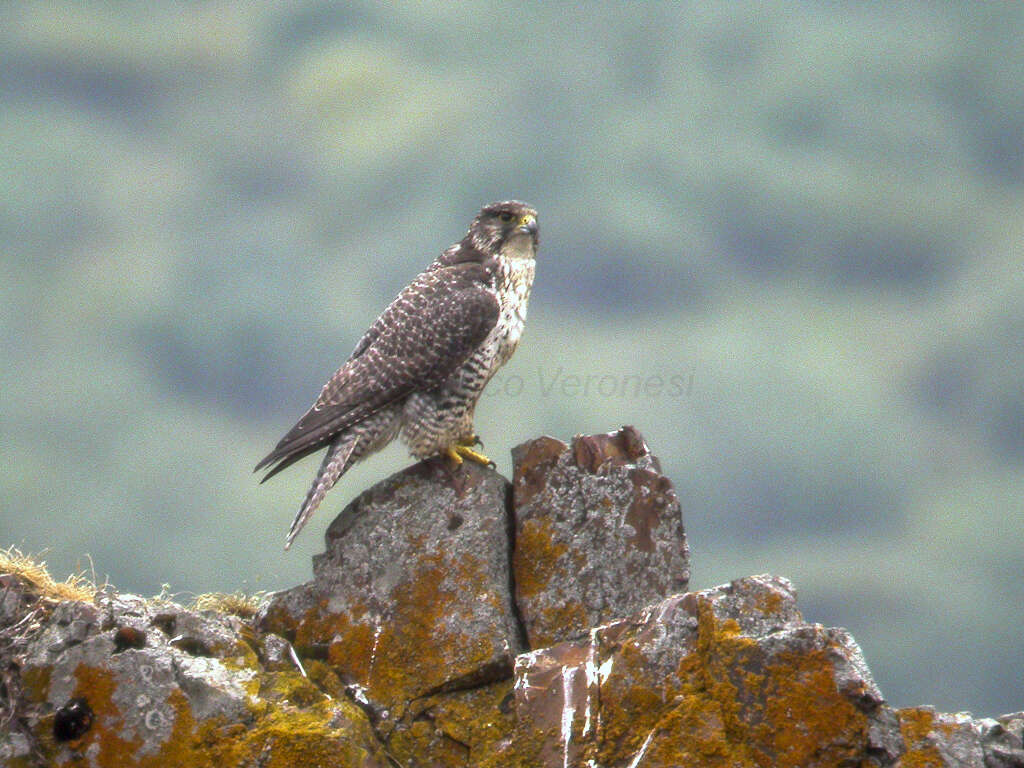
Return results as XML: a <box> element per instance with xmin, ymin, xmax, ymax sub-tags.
<box><xmin>191</xmin><ymin>591</ymin><xmax>265</xmax><ymax>619</ymax></box>
<box><xmin>0</xmin><ymin>547</ymin><xmax>99</xmax><ymax>603</ymax></box>
<box><xmin>0</xmin><ymin>549</ymin><xmax>265</xmax><ymax>619</ymax></box>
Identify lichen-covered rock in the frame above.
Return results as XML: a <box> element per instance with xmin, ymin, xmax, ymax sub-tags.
<box><xmin>4</xmin><ymin>428</ymin><xmax>1022</xmax><ymax>767</ymax></box>
<box><xmin>0</xmin><ymin>577</ymin><xmax>386</xmax><ymax>767</ymax></box>
<box><xmin>383</xmin><ymin>679</ymin><xmax>516</xmax><ymax>767</ymax></box>
<box><xmin>511</xmin><ymin>426</ymin><xmax>690</xmax><ymax>647</ymax></box>
<box><xmin>892</xmin><ymin>707</ymin><xmax>1024</xmax><ymax>768</ymax></box>
<box><xmin>496</xmin><ymin>574</ymin><xmax>1024</xmax><ymax>768</ymax></box>
<box><xmin>257</xmin><ymin>459</ymin><xmax>523</xmax><ymax>722</ymax></box>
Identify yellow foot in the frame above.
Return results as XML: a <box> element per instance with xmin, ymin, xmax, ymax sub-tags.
<box><xmin>444</xmin><ymin>442</ymin><xmax>493</xmax><ymax>468</ymax></box>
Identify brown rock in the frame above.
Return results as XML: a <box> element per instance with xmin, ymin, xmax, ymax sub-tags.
<box><xmin>511</xmin><ymin>426</ymin><xmax>690</xmax><ymax>647</ymax></box>
<box><xmin>495</xmin><ymin>574</ymin><xmax>1024</xmax><ymax>768</ymax></box>
<box><xmin>500</xmin><ymin>574</ymin><xmax>883</xmax><ymax>767</ymax></box>
<box><xmin>257</xmin><ymin>459</ymin><xmax>523</xmax><ymax>722</ymax></box>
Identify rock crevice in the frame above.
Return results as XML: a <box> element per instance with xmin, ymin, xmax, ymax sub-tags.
<box><xmin>503</xmin><ymin>479</ymin><xmax>531</xmax><ymax>655</ymax></box>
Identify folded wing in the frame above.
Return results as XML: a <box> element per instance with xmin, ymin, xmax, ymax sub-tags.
<box><xmin>255</xmin><ymin>263</ymin><xmax>499</xmax><ymax>480</ymax></box>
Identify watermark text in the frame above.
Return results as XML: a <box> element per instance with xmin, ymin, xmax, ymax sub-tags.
<box><xmin>483</xmin><ymin>366</ymin><xmax>695</xmax><ymax>399</ymax></box>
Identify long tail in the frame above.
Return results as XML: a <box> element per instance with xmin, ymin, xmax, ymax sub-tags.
<box><xmin>284</xmin><ymin>436</ymin><xmax>358</xmax><ymax>550</ymax></box>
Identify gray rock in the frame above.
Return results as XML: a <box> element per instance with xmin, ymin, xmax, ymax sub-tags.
<box><xmin>988</xmin><ymin>713</ymin><xmax>1024</xmax><ymax>767</ymax></box>
<box><xmin>0</xmin><ymin>578</ymin><xmax>386</xmax><ymax>766</ymax></box>
<box><xmin>258</xmin><ymin>459</ymin><xmax>524</xmax><ymax>721</ymax></box>
<box><xmin>17</xmin><ymin>593</ymin><xmax>260</xmax><ymax>761</ymax></box>
<box><xmin>0</xmin><ymin>730</ymin><xmax>35</xmax><ymax>765</ymax></box>
<box><xmin>891</xmin><ymin>707</ymin><xmax>1024</xmax><ymax>768</ymax></box>
<box><xmin>511</xmin><ymin>426</ymin><xmax>690</xmax><ymax>647</ymax></box>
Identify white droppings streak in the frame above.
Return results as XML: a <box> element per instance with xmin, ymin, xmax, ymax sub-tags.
<box><xmin>349</xmin><ymin>684</ymin><xmax>370</xmax><ymax>706</ymax></box>
<box><xmin>513</xmin><ymin>651</ymin><xmax>546</xmax><ymax>701</ymax></box>
<box><xmin>560</xmin><ymin>666</ymin><xmax>577</xmax><ymax>768</ymax></box>
<box><xmin>370</xmin><ymin>622</ymin><xmax>383</xmax><ymax>663</ymax></box>
<box><xmin>287</xmin><ymin>642</ymin><xmax>307</xmax><ymax>678</ymax></box>
<box><xmin>584</xmin><ymin>628</ymin><xmax>601</xmax><ymax>687</ymax></box>
<box><xmin>581</xmin><ymin>685</ymin><xmax>593</xmax><ymax>737</ymax></box>
<box><xmin>626</xmin><ymin>727</ymin><xmax>656</xmax><ymax>768</ymax></box>
<box><xmin>582</xmin><ymin>629</ymin><xmax>599</xmax><ymax>737</ymax></box>
<box><xmin>366</xmin><ymin>621</ymin><xmax>384</xmax><ymax>682</ymax></box>
<box><xmin>514</xmin><ymin>671</ymin><xmax>529</xmax><ymax>694</ymax></box>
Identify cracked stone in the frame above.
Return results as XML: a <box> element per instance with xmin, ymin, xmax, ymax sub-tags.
<box><xmin>511</xmin><ymin>426</ymin><xmax>690</xmax><ymax>647</ymax></box>
<box><xmin>258</xmin><ymin>459</ymin><xmax>524</xmax><ymax>721</ymax></box>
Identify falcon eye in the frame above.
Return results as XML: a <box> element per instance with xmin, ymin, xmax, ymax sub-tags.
<box><xmin>498</xmin><ymin>211</ymin><xmax>514</xmax><ymax>222</ymax></box>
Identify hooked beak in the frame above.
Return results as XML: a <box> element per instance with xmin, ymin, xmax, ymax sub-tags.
<box><xmin>516</xmin><ymin>214</ymin><xmax>538</xmax><ymax>237</ymax></box>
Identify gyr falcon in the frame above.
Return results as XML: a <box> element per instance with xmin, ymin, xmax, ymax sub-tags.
<box><xmin>256</xmin><ymin>201</ymin><xmax>539</xmax><ymax>548</ymax></box>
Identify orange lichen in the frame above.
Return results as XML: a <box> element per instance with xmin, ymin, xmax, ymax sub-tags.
<box><xmin>701</xmin><ymin>593</ymin><xmax>870</xmax><ymax>767</ymax></box>
<box><xmin>897</xmin><ymin>707</ymin><xmax>945</xmax><ymax>768</ymax></box>
<box><xmin>530</xmin><ymin>601</ymin><xmax>589</xmax><ymax>648</ymax></box>
<box><xmin>597</xmin><ymin>640</ymin><xmax>674</xmax><ymax>754</ymax></box>
<box><xmin>303</xmin><ymin>658</ymin><xmax>346</xmax><ymax>699</ymax></box>
<box><xmin>387</xmin><ymin>680</ymin><xmax>517</xmax><ymax>767</ymax></box>
<box><xmin>513</xmin><ymin>516</ymin><xmax>592</xmax><ymax>645</ymax></box>
<box><xmin>20</xmin><ymin>665</ymin><xmax>51</xmax><ymax>705</ymax></box>
<box><xmin>643</xmin><ymin>697</ymin><xmax>750</xmax><ymax>766</ymax></box>
<box><xmin>591</xmin><ymin>589</ymin><xmax>873</xmax><ymax>767</ymax></box>
<box><xmin>937</xmin><ymin>721</ymin><xmax>961</xmax><ymax>737</ymax></box>
<box><xmin>513</xmin><ymin>517</ymin><xmax>569</xmax><ymax>600</ymax></box>
<box><xmin>751</xmin><ymin>584</ymin><xmax>786</xmax><ymax>617</ymax></box>
<box><xmin>28</xmin><ymin>659</ymin><xmax>384</xmax><ymax>767</ymax></box>
<box><xmin>364</xmin><ymin>553</ymin><xmax>502</xmax><ymax>702</ymax></box>
<box><xmin>71</xmin><ymin>662</ymin><xmax>146</xmax><ymax>761</ymax></box>
<box><xmin>258</xmin><ymin>669</ymin><xmax>325</xmax><ymax>709</ymax></box>
<box><xmin>281</xmin><ymin>548</ymin><xmax>513</xmax><ymax>714</ymax></box>
<box><xmin>754</xmin><ymin>645</ymin><xmax>869</xmax><ymax>766</ymax></box>
<box><xmin>899</xmin><ymin>707</ymin><xmax>937</xmax><ymax>742</ymax></box>
<box><xmin>597</xmin><ymin>598</ymin><xmax>758</xmax><ymax>766</ymax></box>
<box><xmin>320</xmin><ymin>602</ymin><xmax>376</xmax><ymax>681</ymax></box>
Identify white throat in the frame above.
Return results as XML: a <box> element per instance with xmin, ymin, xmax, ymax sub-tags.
<box><xmin>502</xmin><ymin>233</ymin><xmax>537</xmax><ymax>262</ymax></box>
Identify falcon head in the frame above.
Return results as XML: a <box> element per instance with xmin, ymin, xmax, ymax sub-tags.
<box><xmin>467</xmin><ymin>200</ymin><xmax>539</xmax><ymax>256</ymax></box>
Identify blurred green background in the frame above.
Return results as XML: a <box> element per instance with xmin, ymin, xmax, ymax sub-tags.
<box><xmin>2</xmin><ymin>2</ymin><xmax>1022</xmax><ymax>716</ymax></box>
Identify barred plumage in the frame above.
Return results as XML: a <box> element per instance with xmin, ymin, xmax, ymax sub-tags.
<box><xmin>256</xmin><ymin>201</ymin><xmax>539</xmax><ymax>548</ymax></box>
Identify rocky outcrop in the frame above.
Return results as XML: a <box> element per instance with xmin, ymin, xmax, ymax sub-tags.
<box><xmin>0</xmin><ymin>575</ymin><xmax>386</xmax><ymax>766</ymax></box>
<box><xmin>259</xmin><ymin>459</ymin><xmax>523</xmax><ymax>723</ymax></box>
<box><xmin>257</xmin><ymin>426</ymin><xmax>688</xmax><ymax>731</ymax></box>
<box><xmin>2</xmin><ymin>428</ymin><xmax>1022</xmax><ymax>767</ymax></box>
<box><xmin>503</xmin><ymin>575</ymin><xmax>1020</xmax><ymax>767</ymax></box>
<box><xmin>511</xmin><ymin>428</ymin><xmax>689</xmax><ymax>648</ymax></box>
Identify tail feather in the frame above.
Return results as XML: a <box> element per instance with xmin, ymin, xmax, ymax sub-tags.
<box><xmin>256</xmin><ymin>441</ymin><xmax>328</xmax><ymax>484</ymax></box>
<box><xmin>284</xmin><ymin>436</ymin><xmax>358</xmax><ymax>550</ymax></box>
